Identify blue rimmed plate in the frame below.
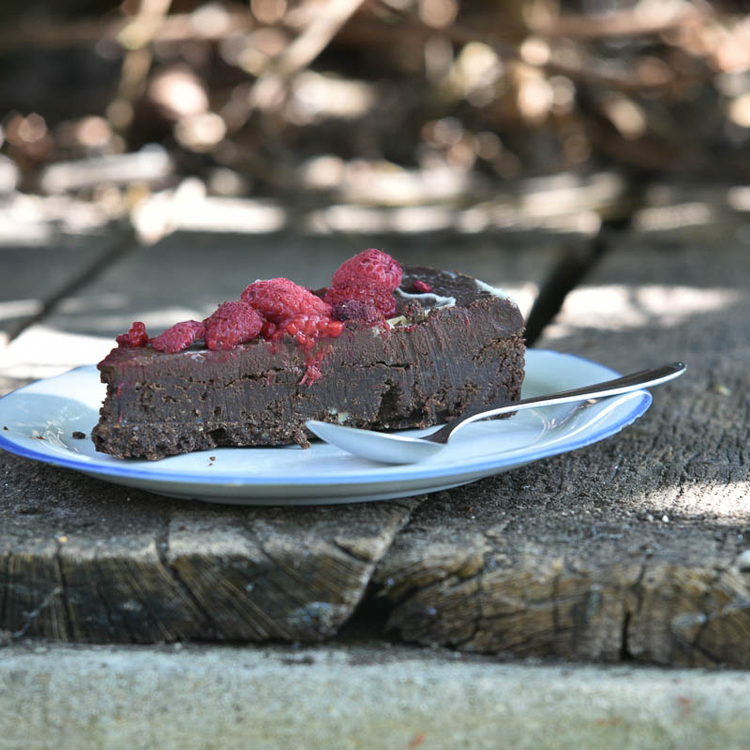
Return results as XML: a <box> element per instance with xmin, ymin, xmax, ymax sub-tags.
<box><xmin>0</xmin><ymin>350</ymin><xmax>651</xmax><ymax>505</ymax></box>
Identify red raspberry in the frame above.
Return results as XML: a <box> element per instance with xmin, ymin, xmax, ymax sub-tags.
<box><xmin>284</xmin><ymin>312</ymin><xmax>344</xmax><ymax>349</ymax></box>
<box><xmin>331</xmin><ymin>299</ymin><xmax>383</xmax><ymax>327</ymax></box>
<box><xmin>241</xmin><ymin>278</ymin><xmax>343</xmax><ymax>347</ymax></box>
<box><xmin>324</xmin><ymin>280</ymin><xmax>396</xmax><ymax>318</ymax></box>
<box><xmin>326</xmin><ymin>319</ymin><xmax>344</xmax><ymax>337</ymax></box>
<box><xmin>151</xmin><ymin>320</ymin><xmax>204</xmax><ymax>354</ymax></box>
<box><xmin>116</xmin><ymin>322</ymin><xmax>149</xmax><ymax>348</ymax></box>
<box><xmin>412</xmin><ymin>279</ymin><xmax>432</xmax><ymax>293</ymax></box>
<box><xmin>331</xmin><ymin>249</ymin><xmax>403</xmax><ymax>291</ymax></box>
<box><xmin>203</xmin><ymin>301</ymin><xmax>263</xmax><ymax>350</ymax></box>
<box><xmin>299</xmin><ymin>360</ymin><xmax>323</xmax><ymax>386</ymax></box>
<box><xmin>241</xmin><ymin>278</ymin><xmax>331</xmax><ymax>324</ymax></box>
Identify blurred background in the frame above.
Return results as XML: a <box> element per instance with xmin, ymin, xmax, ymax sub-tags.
<box><xmin>2</xmin><ymin>0</ymin><xmax>750</xmax><ymax>380</ymax></box>
<box><xmin>4</xmin><ymin>0</ymin><xmax>750</xmax><ymax>229</ymax></box>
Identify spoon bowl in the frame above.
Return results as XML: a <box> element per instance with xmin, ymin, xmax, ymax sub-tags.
<box><xmin>306</xmin><ymin>362</ymin><xmax>686</xmax><ymax>464</ymax></box>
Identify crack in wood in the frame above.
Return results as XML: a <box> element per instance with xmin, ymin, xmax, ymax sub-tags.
<box><xmin>381</xmin><ymin>556</ymin><xmax>748</xmax><ymax>664</ymax></box>
<box><xmin>0</xmin><ymin>553</ymin><xmax>8</xmax><ymax>632</ymax></box>
<box><xmin>53</xmin><ymin>544</ymin><xmax>74</xmax><ymax>641</ymax></box>
<box><xmin>619</xmin><ymin>612</ymin><xmax>632</xmax><ymax>661</ymax></box>
<box><xmin>621</xmin><ymin>563</ymin><xmax>646</xmax><ymax>660</ymax></box>
<box><xmin>5</xmin><ymin>585</ymin><xmax>62</xmax><ymax>643</ymax></box>
<box><xmin>330</xmin><ymin>539</ymin><xmax>377</xmax><ymax>565</ymax></box>
<box><xmin>552</xmin><ymin>567</ymin><xmax>563</xmax><ymax>654</ymax></box>
<box><xmin>154</xmin><ymin>525</ymin><xmax>219</xmax><ymax>641</ymax></box>
<box><xmin>6</xmin><ymin>229</ymin><xmax>139</xmax><ymax>343</ymax></box>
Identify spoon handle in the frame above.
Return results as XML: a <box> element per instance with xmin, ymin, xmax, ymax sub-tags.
<box><xmin>425</xmin><ymin>361</ymin><xmax>687</xmax><ymax>444</ymax></box>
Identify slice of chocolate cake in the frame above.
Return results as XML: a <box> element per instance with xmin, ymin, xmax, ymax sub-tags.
<box><xmin>92</xmin><ymin>258</ymin><xmax>525</xmax><ymax>460</ymax></box>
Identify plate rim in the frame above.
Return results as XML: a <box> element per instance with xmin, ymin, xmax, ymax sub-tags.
<box><xmin>0</xmin><ymin>350</ymin><xmax>652</xmax><ymax>490</ymax></box>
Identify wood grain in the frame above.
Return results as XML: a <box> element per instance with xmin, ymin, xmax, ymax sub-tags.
<box><xmin>0</xmin><ymin>451</ymin><xmax>414</xmax><ymax>642</ymax></box>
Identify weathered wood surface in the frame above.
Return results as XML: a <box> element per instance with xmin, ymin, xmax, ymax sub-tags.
<box><xmin>0</xmin><ymin>230</ymin><xmax>133</xmax><ymax>395</ymax></box>
<box><xmin>0</xmin><ymin>448</ymin><xmax>415</xmax><ymax>642</ymax></box>
<box><xmin>0</xmin><ymin>235</ymin><xmax>114</xmax><ymax>337</ymax></box>
<box><xmin>374</xmin><ymin>234</ymin><xmax>750</xmax><ymax>667</ymax></box>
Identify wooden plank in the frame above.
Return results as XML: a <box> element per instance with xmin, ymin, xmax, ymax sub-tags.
<box><xmin>165</xmin><ymin>501</ymin><xmax>414</xmax><ymax>641</ymax></box>
<box><xmin>0</xmin><ymin>234</ymin><xmax>118</xmax><ymax>339</ymax></box>
<box><xmin>373</xmin><ymin>236</ymin><xmax>750</xmax><ymax>667</ymax></box>
<box><xmin>0</xmin><ymin>450</ymin><xmax>414</xmax><ymax>643</ymax></box>
<box><xmin>0</xmin><ymin>450</ymin><xmax>199</xmax><ymax>642</ymax></box>
<box><xmin>0</xmin><ymin>225</ymin><xmax>130</xmax><ymax>395</ymax></box>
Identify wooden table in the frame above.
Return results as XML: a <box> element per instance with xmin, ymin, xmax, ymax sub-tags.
<box><xmin>2</xmin><ymin>193</ymin><xmax>749</xmax><ymax>668</ymax></box>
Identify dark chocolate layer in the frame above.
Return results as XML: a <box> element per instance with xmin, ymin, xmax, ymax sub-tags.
<box><xmin>92</xmin><ymin>266</ymin><xmax>525</xmax><ymax>460</ymax></box>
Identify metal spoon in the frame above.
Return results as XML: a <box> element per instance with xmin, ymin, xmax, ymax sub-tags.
<box><xmin>305</xmin><ymin>362</ymin><xmax>686</xmax><ymax>464</ymax></box>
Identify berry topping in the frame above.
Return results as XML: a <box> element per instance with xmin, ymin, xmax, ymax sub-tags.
<box><xmin>241</xmin><ymin>278</ymin><xmax>331</xmax><ymax>323</ymax></box>
<box><xmin>151</xmin><ymin>320</ymin><xmax>205</xmax><ymax>354</ymax></box>
<box><xmin>116</xmin><ymin>322</ymin><xmax>149</xmax><ymax>348</ymax></box>
<box><xmin>324</xmin><ymin>280</ymin><xmax>396</xmax><ymax>318</ymax></box>
<box><xmin>285</xmin><ymin>313</ymin><xmax>344</xmax><ymax>349</ymax></box>
<box><xmin>331</xmin><ymin>299</ymin><xmax>383</xmax><ymax>327</ymax></box>
<box><xmin>331</xmin><ymin>248</ymin><xmax>403</xmax><ymax>291</ymax></box>
<box><xmin>203</xmin><ymin>300</ymin><xmax>263</xmax><ymax>351</ymax></box>
<box><xmin>241</xmin><ymin>277</ymin><xmax>342</xmax><ymax>348</ymax></box>
<box><xmin>412</xmin><ymin>279</ymin><xmax>432</xmax><ymax>293</ymax></box>
<box><xmin>299</xmin><ymin>358</ymin><xmax>323</xmax><ymax>386</ymax></box>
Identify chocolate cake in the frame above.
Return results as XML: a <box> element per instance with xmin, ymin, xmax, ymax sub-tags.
<box><xmin>92</xmin><ymin>263</ymin><xmax>525</xmax><ymax>460</ymax></box>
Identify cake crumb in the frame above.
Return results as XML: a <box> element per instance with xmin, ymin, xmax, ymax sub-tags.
<box><xmin>71</xmin><ymin>431</ymin><xmax>86</xmax><ymax>439</ymax></box>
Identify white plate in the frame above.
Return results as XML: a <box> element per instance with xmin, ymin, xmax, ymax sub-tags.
<box><xmin>0</xmin><ymin>350</ymin><xmax>651</xmax><ymax>505</ymax></box>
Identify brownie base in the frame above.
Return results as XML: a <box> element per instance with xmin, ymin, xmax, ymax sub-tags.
<box><xmin>92</xmin><ymin>267</ymin><xmax>525</xmax><ymax>460</ymax></box>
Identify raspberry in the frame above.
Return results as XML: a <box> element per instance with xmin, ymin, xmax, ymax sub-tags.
<box><xmin>260</xmin><ymin>320</ymin><xmax>277</xmax><ymax>339</ymax></box>
<box><xmin>203</xmin><ymin>300</ymin><xmax>263</xmax><ymax>351</ymax></box>
<box><xmin>412</xmin><ymin>279</ymin><xmax>432</xmax><ymax>293</ymax></box>
<box><xmin>331</xmin><ymin>299</ymin><xmax>383</xmax><ymax>327</ymax></box>
<box><xmin>241</xmin><ymin>277</ymin><xmax>343</xmax><ymax>347</ymax></box>
<box><xmin>241</xmin><ymin>278</ymin><xmax>331</xmax><ymax>324</ymax></box>
<box><xmin>151</xmin><ymin>320</ymin><xmax>204</xmax><ymax>354</ymax></box>
<box><xmin>331</xmin><ymin>249</ymin><xmax>402</xmax><ymax>291</ymax></box>
<box><xmin>324</xmin><ymin>280</ymin><xmax>396</xmax><ymax>318</ymax></box>
<box><xmin>285</xmin><ymin>313</ymin><xmax>344</xmax><ymax>349</ymax></box>
<box><xmin>116</xmin><ymin>322</ymin><xmax>149</xmax><ymax>348</ymax></box>
<box><xmin>299</xmin><ymin>360</ymin><xmax>323</xmax><ymax>386</ymax></box>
